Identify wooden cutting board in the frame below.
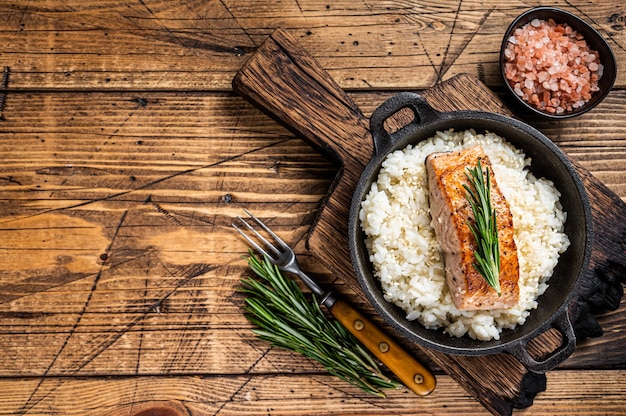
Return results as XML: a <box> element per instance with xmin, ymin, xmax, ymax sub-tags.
<box><xmin>232</xmin><ymin>28</ymin><xmax>626</xmax><ymax>415</ymax></box>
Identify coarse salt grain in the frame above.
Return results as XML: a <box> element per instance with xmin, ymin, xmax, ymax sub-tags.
<box><xmin>504</xmin><ymin>18</ymin><xmax>602</xmax><ymax>114</ymax></box>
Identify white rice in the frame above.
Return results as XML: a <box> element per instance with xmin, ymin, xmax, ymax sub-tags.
<box><xmin>359</xmin><ymin>129</ymin><xmax>570</xmax><ymax>341</ymax></box>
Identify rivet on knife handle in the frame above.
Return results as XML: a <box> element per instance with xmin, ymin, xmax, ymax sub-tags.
<box><xmin>329</xmin><ymin>299</ymin><xmax>436</xmax><ymax>396</ymax></box>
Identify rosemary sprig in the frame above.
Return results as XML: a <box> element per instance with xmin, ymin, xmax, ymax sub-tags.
<box><xmin>463</xmin><ymin>159</ymin><xmax>501</xmax><ymax>295</ymax></box>
<box><xmin>240</xmin><ymin>252</ymin><xmax>401</xmax><ymax>397</ymax></box>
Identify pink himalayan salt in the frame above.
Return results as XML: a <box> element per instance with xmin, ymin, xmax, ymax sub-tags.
<box><xmin>504</xmin><ymin>18</ymin><xmax>603</xmax><ymax>114</ymax></box>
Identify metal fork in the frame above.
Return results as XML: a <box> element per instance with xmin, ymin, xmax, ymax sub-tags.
<box><xmin>232</xmin><ymin>209</ymin><xmax>436</xmax><ymax>396</ymax></box>
<box><xmin>233</xmin><ymin>208</ymin><xmax>337</xmax><ymax>307</ymax></box>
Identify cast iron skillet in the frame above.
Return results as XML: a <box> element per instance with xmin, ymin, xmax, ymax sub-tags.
<box><xmin>348</xmin><ymin>92</ymin><xmax>593</xmax><ymax>373</ymax></box>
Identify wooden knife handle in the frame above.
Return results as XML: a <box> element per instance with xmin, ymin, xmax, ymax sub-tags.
<box><xmin>329</xmin><ymin>299</ymin><xmax>436</xmax><ymax>396</ymax></box>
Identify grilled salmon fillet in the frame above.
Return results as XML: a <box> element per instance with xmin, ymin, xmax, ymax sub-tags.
<box><xmin>426</xmin><ymin>146</ymin><xmax>519</xmax><ymax>311</ymax></box>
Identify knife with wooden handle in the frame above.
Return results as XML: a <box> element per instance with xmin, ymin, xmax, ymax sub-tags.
<box><xmin>293</xmin><ymin>264</ymin><xmax>436</xmax><ymax>396</ymax></box>
<box><xmin>277</xmin><ymin>255</ymin><xmax>436</xmax><ymax>395</ymax></box>
<box><xmin>327</xmin><ymin>298</ymin><xmax>437</xmax><ymax>396</ymax></box>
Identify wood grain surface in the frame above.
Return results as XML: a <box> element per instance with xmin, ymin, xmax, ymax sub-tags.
<box><xmin>0</xmin><ymin>1</ymin><xmax>624</xmax><ymax>415</ymax></box>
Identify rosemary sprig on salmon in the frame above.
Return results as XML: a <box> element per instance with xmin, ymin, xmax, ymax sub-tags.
<box><xmin>463</xmin><ymin>160</ymin><xmax>501</xmax><ymax>295</ymax></box>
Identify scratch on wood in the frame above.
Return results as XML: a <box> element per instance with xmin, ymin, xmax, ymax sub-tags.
<box><xmin>0</xmin><ymin>66</ymin><xmax>10</xmax><ymax>120</ymax></box>
<box><xmin>18</xmin><ymin>252</ymin><xmax>217</xmax><ymax>413</ymax></box>
<box><xmin>151</xmin><ymin>200</ymin><xmax>184</xmax><ymax>227</ymax></box>
<box><xmin>18</xmin><ymin>209</ymin><xmax>129</xmax><ymax>414</ymax></box>
<box><xmin>0</xmin><ymin>138</ymin><xmax>290</xmax><ymax>228</ymax></box>
<box><xmin>294</xmin><ymin>0</ymin><xmax>304</xmax><ymax>17</ymax></box>
<box><xmin>413</xmin><ymin>32</ymin><xmax>438</xmax><ymax>80</ymax></box>
<box><xmin>609</xmin><ymin>9</ymin><xmax>626</xmax><ymax>31</ymax></box>
<box><xmin>314</xmin><ymin>376</ymin><xmax>386</xmax><ymax>409</ymax></box>
<box><xmin>477</xmin><ymin>62</ymin><xmax>485</xmax><ymax>83</ymax></box>
<box><xmin>161</xmin><ymin>265</ymin><xmax>216</xmax><ymax>373</ymax></box>
<box><xmin>0</xmin><ymin>176</ymin><xmax>21</xmax><ymax>185</ymax></box>
<box><xmin>566</xmin><ymin>0</ymin><xmax>626</xmax><ymax>53</ymax></box>
<box><xmin>93</xmin><ymin>95</ymin><xmax>148</xmax><ymax>152</ymax></box>
<box><xmin>212</xmin><ymin>376</ymin><xmax>255</xmax><ymax>416</ymax></box>
<box><xmin>436</xmin><ymin>0</ymin><xmax>463</xmax><ymax>83</ymax></box>
<box><xmin>360</xmin><ymin>0</ymin><xmax>374</xmax><ymax>12</ymax></box>
<box><xmin>137</xmin><ymin>0</ymin><xmax>186</xmax><ymax>49</ymax></box>
<box><xmin>438</xmin><ymin>5</ymin><xmax>494</xmax><ymax>82</ymax></box>
<box><xmin>131</xmin><ymin>96</ymin><xmax>148</xmax><ymax>107</ymax></box>
<box><xmin>219</xmin><ymin>0</ymin><xmax>257</xmax><ymax>48</ymax></box>
<box><xmin>134</xmin><ymin>0</ymin><xmax>255</xmax><ymax>57</ymax></box>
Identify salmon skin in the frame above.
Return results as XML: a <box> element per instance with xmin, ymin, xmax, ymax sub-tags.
<box><xmin>426</xmin><ymin>146</ymin><xmax>520</xmax><ymax>311</ymax></box>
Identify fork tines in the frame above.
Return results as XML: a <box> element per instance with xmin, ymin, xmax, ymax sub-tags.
<box><xmin>232</xmin><ymin>209</ymin><xmax>287</xmax><ymax>261</ymax></box>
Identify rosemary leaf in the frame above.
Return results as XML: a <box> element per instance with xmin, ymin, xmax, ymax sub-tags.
<box><xmin>240</xmin><ymin>251</ymin><xmax>401</xmax><ymax>397</ymax></box>
<box><xmin>464</xmin><ymin>159</ymin><xmax>501</xmax><ymax>295</ymax></box>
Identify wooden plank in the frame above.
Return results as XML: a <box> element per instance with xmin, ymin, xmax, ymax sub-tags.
<box><xmin>0</xmin><ymin>266</ymin><xmax>622</xmax><ymax>376</ymax></box>
<box><xmin>0</xmin><ymin>91</ymin><xmax>624</xmax><ymax>190</ymax></box>
<box><xmin>0</xmin><ymin>1</ymin><xmax>623</xmax><ymax>90</ymax></box>
<box><xmin>0</xmin><ymin>371</ymin><xmax>624</xmax><ymax>416</ymax></box>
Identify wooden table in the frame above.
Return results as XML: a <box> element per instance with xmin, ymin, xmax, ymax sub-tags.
<box><xmin>0</xmin><ymin>1</ymin><xmax>624</xmax><ymax>415</ymax></box>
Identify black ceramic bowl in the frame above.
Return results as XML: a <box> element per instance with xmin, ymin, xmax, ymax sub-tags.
<box><xmin>500</xmin><ymin>7</ymin><xmax>616</xmax><ymax>119</ymax></box>
<box><xmin>349</xmin><ymin>92</ymin><xmax>594</xmax><ymax>373</ymax></box>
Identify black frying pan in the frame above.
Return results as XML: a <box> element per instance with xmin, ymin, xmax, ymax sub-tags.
<box><xmin>348</xmin><ymin>92</ymin><xmax>593</xmax><ymax>373</ymax></box>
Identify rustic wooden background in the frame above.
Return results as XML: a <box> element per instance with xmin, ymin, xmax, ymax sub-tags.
<box><xmin>0</xmin><ymin>1</ymin><xmax>624</xmax><ymax>415</ymax></box>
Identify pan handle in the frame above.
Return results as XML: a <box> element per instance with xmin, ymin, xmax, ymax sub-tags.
<box><xmin>369</xmin><ymin>92</ymin><xmax>440</xmax><ymax>157</ymax></box>
<box><xmin>506</xmin><ymin>308</ymin><xmax>576</xmax><ymax>373</ymax></box>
